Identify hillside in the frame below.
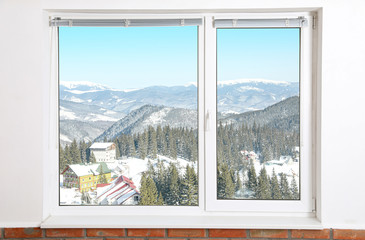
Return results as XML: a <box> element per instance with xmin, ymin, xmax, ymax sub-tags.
<box><xmin>219</xmin><ymin>96</ymin><xmax>299</xmax><ymax>132</ymax></box>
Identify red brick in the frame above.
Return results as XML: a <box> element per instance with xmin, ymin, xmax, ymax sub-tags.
<box><xmin>151</xmin><ymin>238</ymin><xmax>186</xmax><ymax>240</ymax></box>
<box><xmin>106</xmin><ymin>238</ymin><xmax>144</xmax><ymax>240</ymax></box>
<box><xmin>127</xmin><ymin>228</ymin><xmax>165</xmax><ymax>237</ymax></box>
<box><xmin>45</xmin><ymin>228</ymin><xmax>84</xmax><ymax>237</ymax></box>
<box><xmin>86</xmin><ymin>228</ymin><xmax>124</xmax><ymax>237</ymax></box>
<box><xmin>334</xmin><ymin>229</ymin><xmax>365</xmax><ymax>240</ymax></box>
<box><xmin>168</xmin><ymin>229</ymin><xmax>206</xmax><ymax>237</ymax></box>
<box><xmin>209</xmin><ymin>229</ymin><xmax>247</xmax><ymax>238</ymax></box>
<box><xmin>4</xmin><ymin>228</ymin><xmax>43</xmax><ymax>238</ymax></box>
<box><xmin>250</xmin><ymin>229</ymin><xmax>288</xmax><ymax>238</ymax></box>
<box><xmin>292</xmin><ymin>229</ymin><xmax>330</xmax><ymax>239</ymax></box>
<box><xmin>70</xmin><ymin>239</ymin><xmax>103</xmax><ymax>240</ymax></box>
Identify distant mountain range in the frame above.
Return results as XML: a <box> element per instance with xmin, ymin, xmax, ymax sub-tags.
<box><xmin>94</xmin><ymin>105</ymin><xmax>197</xmax><ymax>142</ymax></box>
<box><xmin>219</xmin><ymin>96</ymin><xmax>300</xmax><ymax>132</ymax></box>
<box><xmin>59</xmin><ymin>79</ymin><xmax>299</xmax><ymax>145</ymax></box>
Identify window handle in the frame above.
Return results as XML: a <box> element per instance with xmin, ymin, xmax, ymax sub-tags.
<box><xmin>205</xmin><ymin>110</ymin><xmax>210</xmax><ymax>132</ymax></box>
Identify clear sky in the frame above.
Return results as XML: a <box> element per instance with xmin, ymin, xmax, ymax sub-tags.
<box><xmin>59</xmin><ymin>26</ymin><xmax>198</xmax><ymax>89</ymax></box>
<box><xmin>59</xmin><ymin>26</ymin><xmax>299</xmax><ymax>89</ymax></box>
<box><xmin>217</xmin><ymin>28</ymin><xmax>300</xmax><ymax>83</ymax></box>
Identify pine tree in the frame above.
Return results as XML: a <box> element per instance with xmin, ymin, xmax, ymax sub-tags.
<box><xmin>217</xmin><ymin>163</ymin><xmax>235</xmax><ymax>199</ymax></box>
<box><xmin>235</xmin><ymin>171</ymin><xmax>242</xmax><ymax>192</ymax></box>
<box><xmin>257</xmin><ymin>167</ymin><xmax>271</xmax><ymax>199</ymax></box>
<box><xmin>59</xmin><ymin>144</ymin><xmax>67</xmax><ymax>172</ymax></box>
<box><xmin>137</xmin><ymin>133</ymin><xmax>147</xmax><ymax>159</ymax></box>
<box><xmin>157</xmin><ymin>191</ymin><xmax>164</xmax><ymax>205</ymax></box>
<box><xmin>79</xmin><ymin>140</ymin><xmax>88</xmax><ymax>164</ymax></box>
<box><xmin>139</xmin><ymin>173</ymin><xmax>158</xmax><ymax>205</ymax></box>
<box><xmin>148</xmin><ymin>126</ymin><xmax>158</xmax><ymax>159</ymax></box>
<box><xmin>247</xmin><ymin>164</ymin><xmax>258</xmax><ymax>194</ymax></box>
<box><xmin>270</xmin><ymin>168</ymin><xmax>281</xmax><ymax>199</ymax></box>
<box><xmin>70</xmin><ymin>139</ymin><xmax>81</xmax><ymax>164</ymax></box>
<box><xmin>181</xmin><ymin>165</ymin><xmax>198</xmax><ymax>206</ymax></box>
<box><xmin>290</xmin><ymin>176</ymin><xmax>299</xmax><ymax>200</ymax></box>
<box><xmin>279</xmin><ymin>173</ymin><xmax>292</xmax><ymax>199</ymax></box>
<box><xmin>89</xmin><ymin>152</ymin><xmax>96</xmax><ymax>163</ymax></box>
<box><xmin>166</xmin><ymin>163</ymin><xmax>180</xmax><ymax>205</ymax></box>
<box><xmin>168</xmin><ymin>130</ymin><xmax>177</xmax><ymax>159</ymax></box>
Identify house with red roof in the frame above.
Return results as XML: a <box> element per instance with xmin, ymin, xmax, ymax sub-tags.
<box><xmin>96</xmin><ymin>175</ymin><xmax>140</xmax><ymax>205</ymax></box>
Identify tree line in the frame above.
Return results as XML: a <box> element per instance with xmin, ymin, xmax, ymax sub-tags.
<box><xmin>113</xmin><ymin>125</ymin><xmax>198</xmax><ymax>162</ymax></box>
<box><xmin>59</xmin><ymin>139</ymin><xmax>96</xmax><ymax>171</ymax></box>
<box><xmin>218</xmin><ymin>162</ymin><xmax>299</xmax><ymax>200</ymax></box>
<box><xmin>217</xmin><ymin>121</ymin><xmax>299</xmax><ymax>171</ymax></box>
<box><xmin>139</xmin><ymin>161</ymin><xmax>198</xmax><ymax>206</ymax></box>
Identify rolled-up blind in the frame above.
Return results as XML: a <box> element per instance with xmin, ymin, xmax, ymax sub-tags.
<box><xmin>50</xmin><ymin>18</ymin><xmax>203</xmax><ymax>27</ymax></box>
<box><xmin>214</xmin><ymin>17</ymin><xmax>307</xmax><ymax>28</ymax></box>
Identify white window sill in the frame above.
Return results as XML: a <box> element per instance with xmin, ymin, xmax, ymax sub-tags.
<box><xmin>41</xmin><ymin>215</ymin><xmax>322</xmax><ymax>229</ymax></box>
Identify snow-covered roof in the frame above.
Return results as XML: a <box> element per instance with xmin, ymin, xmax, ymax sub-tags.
<box><xmin>89</xmin><ymin>142</ymin><xmax>114</xmax><ymax>150</ymax></box>
<box><xmin>97</xmin><ymin>175</ymin><xmax>139</xmax><ymax>205</ymax></box>
<box><xmin>65</xmin><ymin>163</ymin><xmax>111</xmax><ymax>177</ymax></box>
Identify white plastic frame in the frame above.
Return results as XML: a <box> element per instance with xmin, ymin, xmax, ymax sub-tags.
<box><xmin>43</xmin><ymin>11</ymin><xmax>320</xmax><ymax>228</ymax></box>
<box><xmin>45</xmin><ymin>13</ymin><xmax>206</xmax><ymax>217</ymax></box>
<box><xmin>205</xmin><ymin>12</ymin><xmax>315</xmax><ymax>213</ymax></box>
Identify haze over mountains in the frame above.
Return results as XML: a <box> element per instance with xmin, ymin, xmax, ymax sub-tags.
<box><xmin>59</xmin><ymin>79</ymin><xmax>299</xmax><ymax>146</ymax></box>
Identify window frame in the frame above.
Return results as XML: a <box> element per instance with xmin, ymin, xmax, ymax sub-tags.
<box><xmin>205</xmin><ymin>12</ymin><xmax>315</xmax><ymax>213</ymax></box>
<box><xmin>43</xmin><ymin>11</ymin><xmax>321</xmax><ymax>228</ymax></box>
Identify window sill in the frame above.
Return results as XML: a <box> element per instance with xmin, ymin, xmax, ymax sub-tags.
<box><xmin>41</xmin><ymin>215</ymin><xmax>322</xmax><ymax>229</ymax></box>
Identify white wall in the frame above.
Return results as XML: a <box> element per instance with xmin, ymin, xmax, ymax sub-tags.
<box><xmin>1</xmin><ymin>0</ymin><xmax>365</xmax><ymax>229</ymax></box>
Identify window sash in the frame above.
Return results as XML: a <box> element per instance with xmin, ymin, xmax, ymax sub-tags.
<box><xmin>47</xmin><ymin>13</ymin><xmax>316</xmax><ymax>217</ymax></box>
<box><xmin>205</xmin><ymin>14</ymin><xmax>315</xmax><ymax>212</ymax></box>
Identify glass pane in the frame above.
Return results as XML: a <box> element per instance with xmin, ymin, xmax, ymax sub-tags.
<box><xmin>59</xmin><ymin>26</ymin><xmax>198</xmax><ymax>206</ymax></box>
<box><xmin>216</xmin><ymin>28</ymin><xmax>300</xmax><ymax>200</ymax></box>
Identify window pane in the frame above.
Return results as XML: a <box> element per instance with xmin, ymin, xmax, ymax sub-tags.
<box><xmin>59</xmin><ymin>26</ymin><xmax>198</xmax><ymax>206</ymax></box>
<box><xmin>216</xmin><ymin>28</ymin><xmax>300</xmax><ymax>200</ymax></box>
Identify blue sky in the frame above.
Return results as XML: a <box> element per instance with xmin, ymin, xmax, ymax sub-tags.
<box><xmin>59</xmin><ymin>27</ymin><xmax>299</xmax><ymax>89</ymax></box>
<box><xmin>217</xmin><ymin>28</ymin><xmax>300</xmax><ymax>83</ymax></box>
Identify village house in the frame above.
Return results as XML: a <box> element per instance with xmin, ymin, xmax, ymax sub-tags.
<box><xmin>89</xmin><ymin>142</ymin><xmax>116</xmax><ymax>162</ymax></box>
<box><xmin>97</xmin><ymin>175</ymin><xmax>140</xmax><ymax>205</ymax></box>
<box><xmin>62</xmin><ymin>163</ymin><xmax>112</xmax><ymax>192</ymax></box>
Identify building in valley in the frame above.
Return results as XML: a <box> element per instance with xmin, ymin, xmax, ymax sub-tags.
<box><xmin>89</xmin><ymin>142</ymin><xmax>116</xmax><ymax>163</ymax></box>
<box><xmin>62</xmin><ymin>163</ymin><xmax>112</xmax><ymax>192</ymax></box>
<box><xmin>97</xmin><ymin>175</ymin><xmax>140</xmax><ymax>205</ymax></box>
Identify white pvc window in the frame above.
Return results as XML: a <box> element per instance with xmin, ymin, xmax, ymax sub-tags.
<box><xmin>45</xmin><ymin>12</ymin><xmax>317</xmax><ymax>226</ymax></box>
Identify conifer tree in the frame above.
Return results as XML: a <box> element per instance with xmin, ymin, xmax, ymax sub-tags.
<box><xmin>279</xmin><ymin>173</ymin><xmax>292</xmax><ymax>199</ymax></box>
<box><xmin>89</xmin><ymin>152</ymin><xmax>96</xmax><ymax>163</ymax></box>
<box><xmin>79</xmin><ymin>140</ymin><xmax>88</xmax><ymax>164</ymax></box>
<box><xmin>168</xmin><ymin>130</ymin><xmax>177</xmax><ymax>159</ymax></box>
<box><xmin>235</xmin><ymin>171</ymin><xmax>243</xmax><ymax>192</ymax></box>
<box><xmin>166</xmin><ymin>163</ymin><xmax>180</xmax><ymax>205</ymax></box>
<box><xmin>148</xmin><ymin>126</ymin><xmax>158</xmax><ymax>159</ymax></box>
<box><xmin>270</xmin><ymin>168</ymin><xmax>281</xmax><ymax>199</ymax></box>
<box><xmin>257</xmin><ymin>167</ymin><xmax>271</xmax><ymax>199</ymax></box>
<box><xmin>217</xmin><ymin>163</ymin><xmax>235</xmax><ymax>199</ymax></box>
<box><xmin>181</xmin><ymin>165</ymin><xmax>198</xmax><ymax>206</ymax></box>
<box><xmin>290</xmin><ymin>176</ymin><xmax>299</xmax><ymax>200</ymax></box>
<box><xmin>59</xmin><ymin>144</ymin><xmax>67</xmax><ymax>171</ymax></box>
<box><xmin>137</xmin><ymin>133</ymin><xmax>147</xmax><ymax>159</ymax></box>
<box><xmin>139</xmin><ymin>173</ymin><xmax>158</xmax><ymax>205</ymax></box>
<box><xmin>70</xmin><ymin>139</ymin><xmax>81</xmax><ymax>164</ymax></box>
<box><xmin>247</xmin><ymin>164</ymin><xmax>258</xmax><ymax>193</ymax></box>
<box><xmin>157</xmin><ymin>191</ymin><xmax>164</xmax><ymax>205</ymax></box>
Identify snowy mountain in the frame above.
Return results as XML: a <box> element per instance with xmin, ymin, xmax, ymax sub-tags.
<box><xmin>60</xmin><ymin>79</ymin><xmax>298</xmax><ymax>115</ymax></box>
<box><xmin>60</xmin><ymin>100</ymin><xmax>126</xmax><ymax>122</ymax></box>
<box><xmin>219</xmin><ymin>96</ymin><xmax>300</xmax><ymax>132</ymax></box>
<box><xmin>95</xmin><ymin>105</ymin><xmax>197</xmax><ymax>142</ymax></box>
<box><xmin>60</xmin><ymin>120</ymin><xmax>115</xmax><ymax>146</ymax></box>
<box><xmin>59</xmin><ymin>79</ymin><xmax>298</xmax><ymax>145</ymax></box>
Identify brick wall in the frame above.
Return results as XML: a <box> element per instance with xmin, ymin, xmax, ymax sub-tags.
<box><xmin>1</xmin><ymin>228</ymin><xmax>365</xmax><ymax>240</ymax></box>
